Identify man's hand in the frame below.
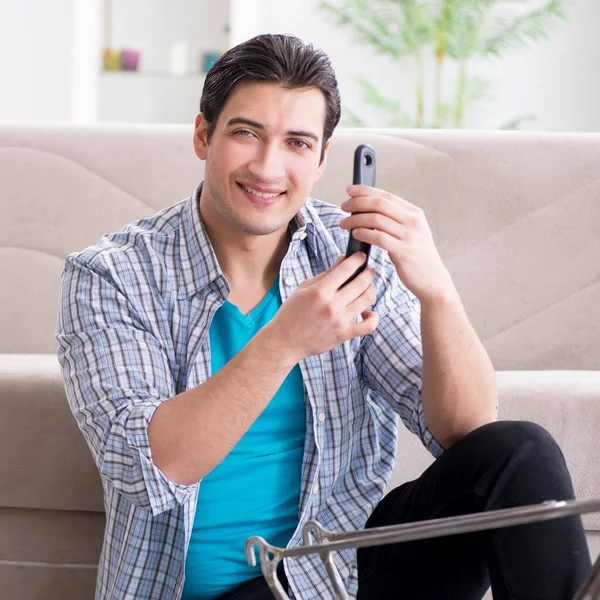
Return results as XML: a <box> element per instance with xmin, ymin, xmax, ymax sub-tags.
<box><xmin>263</xmin><ymin>252</ymin><xmax>379</xmax><ymax>365</ymax></box>
<box><xmin>340</xmin><ymin>184</ymin><xmax>455</xmax><ymax>304</ymax></box>
<box><xmin>340</xmin><ymin>185</ymin><xmax>499</xmax><ymax>445</ymax></box>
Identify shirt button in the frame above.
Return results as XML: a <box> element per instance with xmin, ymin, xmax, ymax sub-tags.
<box><xmin>312</xmin><ymin>485</ymin><xmax>319</xmax><ymax>494</ymax></box>
<box><xmin>318</xmin><ymin>413</ymin><xmax>326</xmax><ymax>422</ymax></box>
<box><xmin>299</xmin><ymin>231</ymin><xmax>308</xmax><ymax>240</ymax></box>
<box><xmin>284</xmin><ymin>276</ymin><xmax>294</xmax><ymax>286</ymax></box>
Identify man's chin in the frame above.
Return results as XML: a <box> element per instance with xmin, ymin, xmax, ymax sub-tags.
<box><xmin>224</xmin><ymin>198</ymin><xmax>297</xmax><ymax>237</ymax></box>
<box><xmin>235</xmin><ymin>220</ymin><xmax>289</xmax><ymax>236</ymax></box>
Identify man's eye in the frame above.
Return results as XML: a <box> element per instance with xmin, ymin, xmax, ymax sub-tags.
<box><xmin>291</xmin><ymin>140</ymin><xmax>310</xmax><ymax>150</ymax></box>
<box><xmin>233</xmin><ymin>129</ymin><xmax>254</xmax><ymax>138</ymax></box>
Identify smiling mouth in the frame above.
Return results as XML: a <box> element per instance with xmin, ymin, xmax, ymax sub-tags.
<box><xmin>237</xmin><ymin>182</ymin><xmax>285</xmax><ymax>199</ymax></box>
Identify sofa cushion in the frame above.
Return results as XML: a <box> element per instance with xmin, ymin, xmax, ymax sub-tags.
<box><xmin>0</xmin><ymin>354</ymin><xmax>103</xmax><ymax>512</ymax></box>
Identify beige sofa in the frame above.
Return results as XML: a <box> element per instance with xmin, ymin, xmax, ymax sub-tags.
<box><xmin>1</xmin><ymin>124</ymin><xmax>599</xmax><ymax>599</ymax></box>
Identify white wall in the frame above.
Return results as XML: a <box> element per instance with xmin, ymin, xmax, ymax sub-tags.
<box><xmin>231</xmin><ymin>0</ymin><xmax>600</xmax><ymax>132</ymax></box>
<box><xmin>0</xmin><ymin>0</ymin><xmax>75</xmax><ymax>123</ymax></box>
<box><xmin>475</xmin><ymin>0</ymin><xmax>600</xmax><ymax>131</ymax></box>
<box><xmin>71</xmin><ymin>0</ymin><xmax>102</xmax><ymax>123</ymax></box>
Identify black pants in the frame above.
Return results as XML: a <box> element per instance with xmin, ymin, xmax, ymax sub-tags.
<box><xmin>357</xmin><ymin>421</ymin><xmax>591</xmax><ymax>600</ymax></box>
<box><xmin>219</xmin><ymin>421</ymin><xmax>591</xmax><ymax>599</ymax></box>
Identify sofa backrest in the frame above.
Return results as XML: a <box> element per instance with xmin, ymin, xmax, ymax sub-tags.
<box><xmin>1</xmin><ymin>124</ymin><xmax>599</xmax><ymax>370</ymax></box>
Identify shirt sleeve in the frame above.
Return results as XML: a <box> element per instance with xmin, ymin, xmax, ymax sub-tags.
<box><xmin>359</xmin><ymin>252</ymin><xmax>445</xmax><ymax>458</ymax></box>
<box><xmin>56</xmin><ymin>254</ymin><xmax>198</xmax><ymax>516</ymax></box>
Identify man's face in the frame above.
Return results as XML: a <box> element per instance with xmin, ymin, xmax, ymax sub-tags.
<box><xmin>194</xmin><ymin>81</ymin><xmax>330</xmax><ymax>238</ymax></box>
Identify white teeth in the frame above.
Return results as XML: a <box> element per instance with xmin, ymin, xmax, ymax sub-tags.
<box><xmin>240</xmin><ymin>183</ymin><xmax>282</xmax><ymax>199</ymax></box>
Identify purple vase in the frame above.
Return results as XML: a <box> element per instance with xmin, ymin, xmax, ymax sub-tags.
<box><xmin>120</xmin><ymin>49</ymin><xmax>140</xmax><ymax>71</ymax></box>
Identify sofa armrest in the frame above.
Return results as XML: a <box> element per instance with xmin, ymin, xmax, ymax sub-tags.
<box><xmin>390</xmin><ymin>370</ymin><xmax>600</xmax><ymax>531</ymax></box>
<box><xmin>0</xmin><ymin>354</ymin><xmax>104</xmax><ymax>512</ymax></box>
<box><xmin>496</xmin><ymin>370</ymin><xmax>600</xmax><ymax>530</ymax></box>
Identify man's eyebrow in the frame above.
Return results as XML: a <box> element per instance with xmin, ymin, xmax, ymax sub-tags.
<box><xmin>225</xmin><ymin>117</ymin><xmax>320</xmax><ymax>143</ymax></box>
<box><xmin>287</xmin><ymin>129</ymin><xmax>320</xmax><ymax>143</ymax></box>
<box><xmin>226</xmin><ymin>117</ymin><xmax>264</xmax><ymax>129</ymax></box>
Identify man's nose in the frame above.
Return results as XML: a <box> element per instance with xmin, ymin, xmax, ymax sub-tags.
<box><xmin>246</xmin><ymin>142</ymin><xmax>286</xmax><ymax>183</ymax></box>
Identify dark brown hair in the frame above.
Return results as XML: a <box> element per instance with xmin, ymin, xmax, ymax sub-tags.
<box><xmin>199</xmin><ymin>34</ymin><xmax>341</xmax><ymax>162</ymax></box>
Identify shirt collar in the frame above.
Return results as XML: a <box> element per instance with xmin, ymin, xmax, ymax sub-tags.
<box><xmin>290</xmin><ymin>200</ymin><xmax>319</xmax><ymax>257</ymax></box>
<box><xmin>178</xmin><ymin>183</ymin><xmax>225</xmax><ymax>299</ymax></box>
<box><xmin>178</xmin><ymin>182</ymin><xmax>321</xmax><ymax>298</ymax></box>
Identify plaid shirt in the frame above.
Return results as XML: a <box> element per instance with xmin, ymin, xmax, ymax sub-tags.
<box><xmin>56</xmin><ymin>184</ymin><xmax>443</xmax><ymax>600</ymax></box>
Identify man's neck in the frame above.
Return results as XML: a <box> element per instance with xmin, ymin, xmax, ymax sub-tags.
<box><xmin>200</xmin><ymin>211</ymin><xmax>289</xmax><ymax>293</ymax></box>
<box><xmin>206</xmin><ymin>229</ymin><xmax>289</xmax><ymax>314</ymax></box>
<box><xmin>214</xmin><ymin>229</ymin><xmax>290</xmax><ymax>291</ymax></box>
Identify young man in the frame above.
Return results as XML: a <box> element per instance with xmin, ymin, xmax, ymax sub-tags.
<box><xmin>57</xmin><ymin>34</ymin><xmax>591</xmax><ymax>600</ymax></box>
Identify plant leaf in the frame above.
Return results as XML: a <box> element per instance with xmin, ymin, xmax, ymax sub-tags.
<box><xmin>481</xmin><ymin>0</ymin><xmax>570</xmax><ymax>56</ymax></box>
<box><xmin>499</xmin><ymin>113</ymin><xmax>538</xmax><ymax>130</ymax></box>
<box><xmin>318</xmin><ymin>1</ymin><xmax>408</xmax><ymax>58</ymax></box>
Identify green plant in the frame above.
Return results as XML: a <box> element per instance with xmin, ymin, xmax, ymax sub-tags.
<box><xmin>318</xmin><ymin>0</ymin><xmax>570</xmax><ymax>129</ymax></box>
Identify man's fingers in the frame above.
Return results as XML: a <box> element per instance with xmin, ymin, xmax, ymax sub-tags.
<box><xmin>321</xmin><ymin>252</ymin><xmax>368</xmax><ymax>292</ymax></box>
<box><xmin>346</xmin><ymin>185</ymin><xmax>418</xmax><ymax>213</ymax></box>
<box><xmin>337</xmin><ymin>267</ymin><xmax>375</xmax><ymax>307</ymax></box>
<box><xmin>345</xmin><ymin>282</ymin><xmax>376</xmax><ymax>318</ymax></box>
<box><xmin>353</xmin><ymin>310</ymin><xmax>379</xmax><ymax>337</ymax></box>
<box><xmin>302</xmin><ymin>256</ymin><xmax>345</xmax><ymax>288</ymax></box>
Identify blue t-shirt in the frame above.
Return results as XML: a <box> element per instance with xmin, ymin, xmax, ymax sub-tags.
<box><xmin>182</xmin><ymin>276</ymin><xmax>306</xmax><ymax>599</ymax></box>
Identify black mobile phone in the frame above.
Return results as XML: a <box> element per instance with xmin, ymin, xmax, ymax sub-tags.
<box><xmin>342</xmin><ymin>144</ymin><xmax>376</xmax><ymax>286</ymax></box>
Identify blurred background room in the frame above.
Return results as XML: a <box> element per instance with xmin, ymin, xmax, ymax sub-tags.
<box><xmin>1</xmin><ymin>0</ymin><xmax>599</xmax><ymax>132</ymax></box>
<box><xmin>2</xmin><ymin>4</ymin><xmax>600</xmax><ymax>599</ymax></box>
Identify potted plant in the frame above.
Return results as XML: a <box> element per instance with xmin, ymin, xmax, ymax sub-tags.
<box><xmin>319</xmin><ymin>0</ymin><xmax>570</xmax><ymax>129</ymax></box>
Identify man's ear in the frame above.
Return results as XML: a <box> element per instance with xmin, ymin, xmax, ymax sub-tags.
<box><xmin>193</xmin><ymin>113</ymin><xmax>209</xmax><ymax>160</ymax></box>
<box><xmin>315</xmin><ymin>138</ymin><xmax>331</xmax><ymax>182</ymax></box>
